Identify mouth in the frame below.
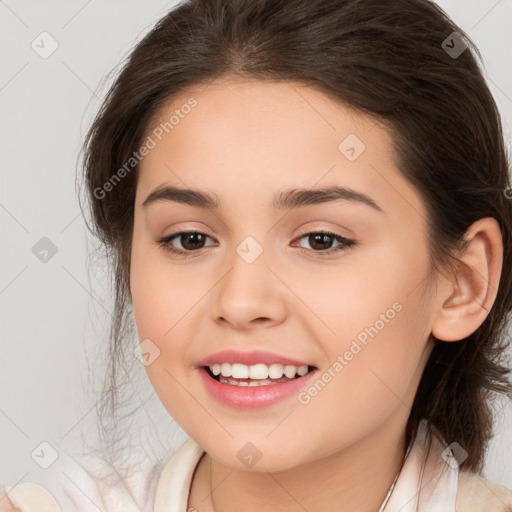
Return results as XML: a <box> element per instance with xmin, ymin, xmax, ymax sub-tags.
<box><xmin>198</xmin><ymin>357</ymin><xmax>319</xmax><ymax>408</ymax></box>
<box><xmin>202</xmin><ymin>363</ymin><xmax>317</xmax><ymax>387</ymax></box>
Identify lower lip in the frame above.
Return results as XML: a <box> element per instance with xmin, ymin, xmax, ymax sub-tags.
<box><xmin>198</xmin><ymin>366</ymin><xmax>317</xmax><ymax>409</ymax></box>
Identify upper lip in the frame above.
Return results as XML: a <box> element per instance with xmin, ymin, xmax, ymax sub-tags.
<box><xmin>196</xmin><ymin>349</ymin><xmax>313</xmax><ymax>368</ymax></box>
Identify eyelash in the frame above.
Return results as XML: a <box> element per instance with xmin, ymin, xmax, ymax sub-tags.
<box><xmin>157</xmin><ymin>230</ymin><xmax>357</xmax><ymax>259</ymax></box>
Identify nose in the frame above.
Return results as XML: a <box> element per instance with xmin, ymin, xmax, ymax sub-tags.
<box><xmin>210</xmin><ymin>243</ymin><xmax>288</xmax><ymax>331</ymax></box>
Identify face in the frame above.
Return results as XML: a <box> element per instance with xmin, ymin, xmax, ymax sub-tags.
<box><xmin>130</xmin><ymin>78</ymin><xmax>437</xmax><ymax>472</ymax></box>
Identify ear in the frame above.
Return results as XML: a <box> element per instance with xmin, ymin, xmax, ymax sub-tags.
<box><xmin>431</xmin><ymin>217</ymin><xmax>503</xmax><ymax>342</ymax></box>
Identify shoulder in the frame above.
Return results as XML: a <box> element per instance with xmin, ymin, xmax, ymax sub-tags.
<box><xmin>1</xmin><ymin>483</ymin><xmax>60</xmax><ymax>511</ymax></box>
<box><xmin>456</xmin><ymin>470</ymin><xmax>512</xmax><ymax>512</ymax></box>
<box><xmin>1</xmin><ymin>449</ymin><xmax>165</xmax><ymax>512</ymax></box>
<box><xmin>154</xmin><ymin>438</ymin><xmax>206</xmax><ymax>510</ymax></box>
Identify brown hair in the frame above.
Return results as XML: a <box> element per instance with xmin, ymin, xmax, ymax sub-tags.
<box><xmin>80</xmin><ymin>0</ymin><xmax>512</xmax><ymax>472</ymax></box>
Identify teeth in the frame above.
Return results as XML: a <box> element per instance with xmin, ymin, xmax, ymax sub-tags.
<box><xmin>209</xmin><ymin>362</ymin><xmax>309</xmax><ymax>380</ymax></box>
<box><xmin>232</xmin><ymin>363</ymin><xmax>249</xmax><ymax>378</ymax></box>
<box><xmin>219</xmin><ymin>377</ymin><xmax>275</xmax><ymax>386</ymax></box>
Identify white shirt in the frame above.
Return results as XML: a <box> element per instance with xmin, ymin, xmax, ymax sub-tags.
<box><xmin>2</xmin><ymin>418</ymin><xmax>511</xmax><ymax>511</ymax></box>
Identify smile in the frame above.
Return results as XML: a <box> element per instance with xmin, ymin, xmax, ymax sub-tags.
<box><xmin>199</xmin><ymin>363</ymin><xmax>317</xmax><ymax>408</ymax></box>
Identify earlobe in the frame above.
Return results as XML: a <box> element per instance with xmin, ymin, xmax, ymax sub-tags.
<box><xmin>431</xmin><ymin>217</ymin><xmax>503</xmax><ymax>342</ymax></box>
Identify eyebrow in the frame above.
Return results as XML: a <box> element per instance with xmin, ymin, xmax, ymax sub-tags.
<box><xmin>142</xmin><ymin>184</ymin><xmax>383</xmax><ymax>212</ymax></box>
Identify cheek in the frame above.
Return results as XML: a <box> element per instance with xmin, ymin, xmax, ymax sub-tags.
<box><xmin>299</xmin><ymin>240</ymin><xmax>429</xmax><ymax>349</ymax></box>
<box><xmin>129</xmin><ymin>232</ymin><xmax>216</xmax><ymax>397</ymax></box>
<box><xmin>129</xmin><ymin>239</ymin><xmax>202</xmax><ymax>419</ymax></box>
<box><xmin>295</xmin><ymin>283</ymin><xmax>432</xmax><ymax>459</ymax></box>
<box><xmin>130</xmin><ymin>234</ymin><xmax>202</xmax><ymax>341</ymax></box>
<box><xmin>314</xmin><ymin>239</ymin><xmax>433</xmax><ymax>396</ymax></box>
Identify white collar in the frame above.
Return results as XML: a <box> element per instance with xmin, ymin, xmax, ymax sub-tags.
<box><xmin>383</xmin><ymin>419</ymin><xmax>458</xmax><ymax>511</ymax></box>
<box><xmin>154</xmin><ymin>419</ymin><xmax>458</xmax><ymax>512</ymax></box>
<box><xmin>154</xmin><ymin>435</ymin><xmax>204</xmax><ymax>511</ymax></box>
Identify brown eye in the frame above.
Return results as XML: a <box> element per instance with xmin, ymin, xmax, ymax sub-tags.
<box><xmin>293</xmin><ymin>231</ymin><xmax>356</xmax><ymax>255</ymax></box>
<box><xmin>176</xmin><ymin>232</ymin><xmax>208</xmax><ymax>250</ymax></box>
<box><xmin>157</xmin><ymin>229</ymin><xmax>356</xmax><ymax>259</ymax></box>
<box><xmin>157</xmin><ymin>230</ymin><xmax>216</xmax><ymax>257</ymax></box>
<box><xmin>307</xmin><ymin>233</ymin><xmax>336</xmax><ymax>251</ymax></box>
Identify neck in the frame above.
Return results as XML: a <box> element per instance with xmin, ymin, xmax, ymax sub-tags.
<box><xmin>189</xmin><ymin>415</ymin><xmax>409</xmax><ymax>512</ymax></box>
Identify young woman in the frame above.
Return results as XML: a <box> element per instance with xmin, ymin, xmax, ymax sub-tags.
<box><xmin>2</xmin><ymin>0</ymin><xmax>512</xmax><ymax>510</ymax></box>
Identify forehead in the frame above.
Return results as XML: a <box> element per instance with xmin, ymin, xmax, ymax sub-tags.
<box><xmin>145</xmin><ymin>77</ymin><xmax>371</xmax><ymax>154</ymax></box>
<box><xmin>136</xmin><ymin>78</ymin><xmax>426</xmax><ymax>225</ymax></box>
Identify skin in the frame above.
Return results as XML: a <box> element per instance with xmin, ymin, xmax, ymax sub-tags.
<box><xmin>0</xmin><ymin>496</ymin><xmax>19</xmax><ymax>512</ymax></box>
<box><xmin>128</xmin><ymin>77</ymin><xmax>503</xmax><ymax>512</ymax></box>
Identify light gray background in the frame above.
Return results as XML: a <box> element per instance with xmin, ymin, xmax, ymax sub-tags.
<box><xmin>1</xmin><ymin>0</ymin><xmax>511</xmax><ymax>491</ymax></box>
